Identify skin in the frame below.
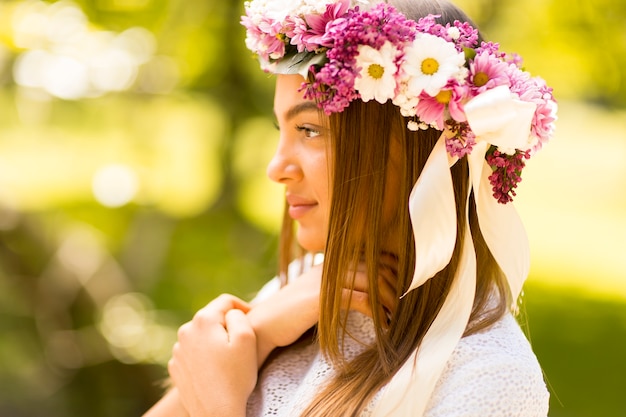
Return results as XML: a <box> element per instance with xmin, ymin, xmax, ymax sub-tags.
<box><xmin>253</xmin><ymin>74</ymin><xmax>398</xmax><ymax>363</ymax></box>
<box><xmin>169</xmin><ymin>296</ymin><xmax>257</xmax><ymax>417</ymax></box>
<box><xmin>144</xmin><ymin>295</ymin><xmax>256</xmax><ymax>417</ymax></box>
<box><xmin>267</xmin><ymin>74</ymin><xmax>331</xmax><ymax>253</ymax></box>
<box><xmin>143</xmin><ymin>74</ymin><xmax>398</xmax><ymax>417</ymax></box>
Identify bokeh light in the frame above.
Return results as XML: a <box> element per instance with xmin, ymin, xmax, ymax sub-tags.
<box><xmin>10</xmin><ymin>0</ymin><xmax>170</xmax><ymax>99</ymax></box>
<box><xmin>99</xmin><ymin>292</ymin><xmax>176</xmax><ymax>365</ymax></box>
<box><xmin>92</xmin><ymin>164</ymin><xmax>139</xmax><ymax>208</ymax></box>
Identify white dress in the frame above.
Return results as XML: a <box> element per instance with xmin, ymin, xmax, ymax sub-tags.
<box><xmin>246</xmin><ymin>279</ymin><xmax>549</xmax><ymax>417</ymax></box>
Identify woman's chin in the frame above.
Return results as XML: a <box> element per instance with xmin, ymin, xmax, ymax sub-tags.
<box><xmin>296</xmin><ymin>232</ymin><xmax>325</xmax><ymax>253</ymax></box>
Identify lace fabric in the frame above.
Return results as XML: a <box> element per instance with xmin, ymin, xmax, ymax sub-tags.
<box><xmin>246</xmin><ymin>307</ymin><xmax>548</xmax><ymax>417</ymax></box>
<box><xmin>247</xmin><ymin>264</ymin><xmax>548</xmax><ymax>417</ymax></box>
<box><xmin>246</xmin><ymin>310</ymin><xmax>376</xmax><ymax>416</ymax></box>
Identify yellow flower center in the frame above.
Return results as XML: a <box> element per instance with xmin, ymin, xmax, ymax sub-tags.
<box><xmin>367</xmin><ymin>63</ymin><xmax>385</xmax><ymax>79</ymax></box>
<box><xmin>436</xmin><ymin>90</ymin><xmax>452</xmax><ymax>104</ymax></box>
<box><xmin>473</xmin><ymin>72</ymin><xmax>489</xmax><ymax>87</ymax></box>
<box><xmin>421</xmin><ymin>58</ymin><xmax>439</xmax><ymax>75</ymax></box>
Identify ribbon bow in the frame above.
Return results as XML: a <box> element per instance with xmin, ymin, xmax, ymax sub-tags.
<box><xmin>373</xmin><ymin>85</ymin><xmax>536</xmax><ymax>417</ymax></box>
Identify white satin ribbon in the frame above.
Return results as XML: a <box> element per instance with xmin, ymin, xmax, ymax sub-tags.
<box><xmin>374</xmin><ymin>171</ymin><xmax>476</xmax><ymax>416</ymax></box>
<box><xmin>405</xmin><ymin>136</ymin><xmax>457</xmax><ymax>294</ymax></box>
<box><xmin>464</xmin><ymin>85</ymin><xmax>537</xmax><ymax>154</ymax></box>
<box><xmin>465</xmin><ymin>85</ymin><xmax>535</xmax><ymax>305</ymax></box>
<box><xmin>467</xmin><ymin>142</ymin><xmax>530</xmax><ymax>307</ymax></box>
<box><xmin>372</xmin><ymin>86</ymin><xmax>535</xmax><ymax>416</ymax></box>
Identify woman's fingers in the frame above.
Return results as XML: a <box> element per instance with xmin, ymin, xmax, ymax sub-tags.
<box><xmin>168</xmin><ymin>294</ymin><xmax>257</xmax><ymax>416</ymax></box>
<box><xmin>193</xmin><ymin>294</ymin><xmax>251</xmax><ymax>323</ymax></box>
<box><xmin>377</xmin><ymin>270</ymin><xmax>398</xmax><ymax>316</ymax></box>
<box><xmin>224</xmin><ymin>309</ymin><xmax>256</xmax><ymax>345</ymax></box>
<box><xmin>352</xmin><ymin>271</ymin><xmax>397</xmax><ymax>308</ymax></box>
<box><xmin>342</xmin><ymin>258</ymin><xmax>399</xmax><ymax>321</ymax></box>
<box><xmin>180</xmin><ymin>294</ymin><xmax>251</xmax><ymax>339</ymax></box>
<box><xmin>341</xmin><ymin>288</ymin><xmax>374</xmax><ymax>318</ymax></box>
<box><xmin>247</xmin><ymin>266</ymin><xmax>323</xmax><ymax>365</ymax></box>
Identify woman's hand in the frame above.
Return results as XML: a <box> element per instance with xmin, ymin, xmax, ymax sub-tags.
<box><xmin>344</xmin><ymin>254</ymin><xmax>398</xmax><ymax>325</ymax></box>
<box><xmin>168</xmin><ymin>294</ymin><xmax>257</xmax><ymax>417</ymax></box>
<box><xmin>247</xmin><ymin>265</ymin><xmax>323</xmax><ymax>365</ymax></box>
<box><xmin>248</xmin><ymin>256</ymin><xmax>398</xmax><ymax>366</ymax></box>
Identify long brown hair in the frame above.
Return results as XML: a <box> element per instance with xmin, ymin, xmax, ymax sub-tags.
<box><xmin>276</xmin><ymin>1</ymin><xmax>512</xmax><ymax>415</ymax></box>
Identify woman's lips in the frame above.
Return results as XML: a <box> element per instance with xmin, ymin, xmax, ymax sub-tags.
<box><xmin>286</xmin><ymin>194</ymin><xmax>317</xmax><ymax>219</ymax></box>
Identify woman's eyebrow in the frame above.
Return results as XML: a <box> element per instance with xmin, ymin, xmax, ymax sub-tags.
<box><xmin>275</xmin><ymin>101</ymin><xmax>320</xmax><ymax>123</ymax></box>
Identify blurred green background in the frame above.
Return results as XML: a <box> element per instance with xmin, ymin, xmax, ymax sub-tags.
<box><xmin>0</xmin><ymin>0</ymin><xmax>624</xmax><ymax>416</ymax></box>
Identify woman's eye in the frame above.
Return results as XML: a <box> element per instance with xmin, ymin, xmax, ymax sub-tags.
<box><xmin>296</xmin><ymin>125</ymin><xmax>321</xmax><ymax>138</ymax></box>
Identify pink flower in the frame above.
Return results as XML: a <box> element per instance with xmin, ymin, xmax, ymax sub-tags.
<box><xmin>468</xmin><ymin>50</ymin><xmax>510</xmax><ymax>94</ymax></box>
<box><xmin>530</xmin><ymin>98</ymin><xmax>557</xmax><ymax>151</ymax></box>
<box><xmin>285</xmin><ymin>16</ymin><xmax>311</xmax><ymax>52</ymax></box>
<box><xmin>522</xmin><ymin>78</ymin><xmax>557</xmax><ymax>150</ymax></box>
<box><xmin>241</xmin><ymin>1</ymin><xmax>558</xmax><ymax>204</ymax></box>
<box><xmin>416</xmin><ymin>92</ymin><xmax>447</xmax><ymax>129</ymax></box>
<box><xmin>303</xmin><ymin>0</ymin><xmax>350</xmax><ymax>48</ymax></box>
<box><xmin>242</xmin><ymin>15</ymin><xmax>286</xmax><ymax>61</ymax></box>
<box><xmin>306</xmin><ymin>3</ymin><xmax>416</xmax><ymax>113</ymax></box>
<box><xmin>507</xmin><ymin>68</ymin><xmax>558</xmax><ymax>150</ymax></box>
<box><xmin>416</xmin><ymin>82</ymin><xmax>468</xmax><ymax>129</ymax></box>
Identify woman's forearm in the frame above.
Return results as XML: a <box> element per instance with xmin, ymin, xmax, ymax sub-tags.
<box><xmin>143</xmin><ymin>387</ymin><xmax>248</xmax><ymax>417</ymax></box>
<box><xmin>142</xmin><ymin>388</ymin><xmax>189</xmax><ymax>417</ymax></box>
<box><xmin>247</xmin><ymin>269</ymin><xmax>322</xmax><ymax>367</ymax></box>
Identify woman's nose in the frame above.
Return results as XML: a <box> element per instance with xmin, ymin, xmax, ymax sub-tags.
<box><xmin>266</xmin><ymin>139</ymin><xmax>302</xmax><ymax>184</ymax></box>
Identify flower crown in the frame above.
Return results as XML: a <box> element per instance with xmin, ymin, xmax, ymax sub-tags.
<box><xmin>241</xmin><ymin>0</ymin><xmax>557</xmax><ymax>204</ymax></box>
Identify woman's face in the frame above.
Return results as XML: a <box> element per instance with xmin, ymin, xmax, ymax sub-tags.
<box><xmin>268</xmin><ymin>74</ymin><xmax>331</xmax><ymax>252</ymax></box>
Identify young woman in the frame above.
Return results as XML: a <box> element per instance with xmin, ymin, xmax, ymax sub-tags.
<box><xmin>145</xmin><ymin>0</ymin><xmax>557</xmax><ymax>416</ymax></box>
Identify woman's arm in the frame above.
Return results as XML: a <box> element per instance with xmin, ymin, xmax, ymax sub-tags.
<box><xmin>247</xmin><ymin>266</ymin><xmax>323</xmax><ymax>365</ymax></box>
<box><xmin>145</xmin><ymin>294</ymin><xmax>257</xmax><ymax>417</ymax></box>
<box><xmin>142</xmin><ymin>387</ymin><xmax>189</xmax><ymax>417</ymax></box>
<box><xmin>248</xmin><ymin>259</ymin><xmax>398</xmax><ymax>367</ymax></box>
<box><xmin>144</xmin><ymin>257</ymin><xmax>397</xmax><ymax>415</ymax></box>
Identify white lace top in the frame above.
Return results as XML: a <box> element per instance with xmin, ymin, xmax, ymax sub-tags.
<box><xmin>247</xmin><ymin>279</ymin><xmax>549</xmax><ymax>417</ymax></box>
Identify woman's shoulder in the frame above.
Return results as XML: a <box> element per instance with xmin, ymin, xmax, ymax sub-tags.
<box><xmin>452</xmin><ymin>313</ymin><xmax>543</xmax><ymax>366</ymax></box>
<box><xmin>425</xmin><ymin>313</ymin><xmax>550</xmax><ymax>417</ymax></box>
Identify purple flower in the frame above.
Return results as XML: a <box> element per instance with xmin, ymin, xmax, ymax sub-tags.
<box><xmin>452</xmin><ymin>20</ymin><xmax>479</xmax><ymax>49</ymax></box>
<box><xmin>415</xmin><ymin>15</ymin><xmax>478</xmax><ymax>51</ymax></box>
<box><xmin>415</xmin><ymin>14</ymin><xmax>439</xmax><ymax>34</ymax></box>
<box><xmin>475</xmin><ymin>41</ymin><xmax>503</xmax><ymax>57</ymax></box>
<box><xmin>305</xmin><ymin>3</ymin><xmax>416</xmax><ymax>113</ymax></box>
<box><xmin>486</xmin><ymin>148</ymin><xmax>530</xmax><ymax>204</ymax></box>
<box><xmin>241</xmin><ymin>0</ymin><xmax>558</xmax><ymax>205</ymax></box>
<box><xmin>445</xmin><ymin>121</ymin><xmax>476</xmax><ymax>158</ymax></box>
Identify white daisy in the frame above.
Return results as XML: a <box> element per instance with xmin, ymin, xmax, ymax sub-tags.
<box><xmin>402</xmin><ymin>33</ymin><xmax>466</xmax><ymax>97</ymax></box>
<box><xmin>354</xmin><ymin>41</ymin><xmax>399</xmax><ymax>104</ymax></box>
